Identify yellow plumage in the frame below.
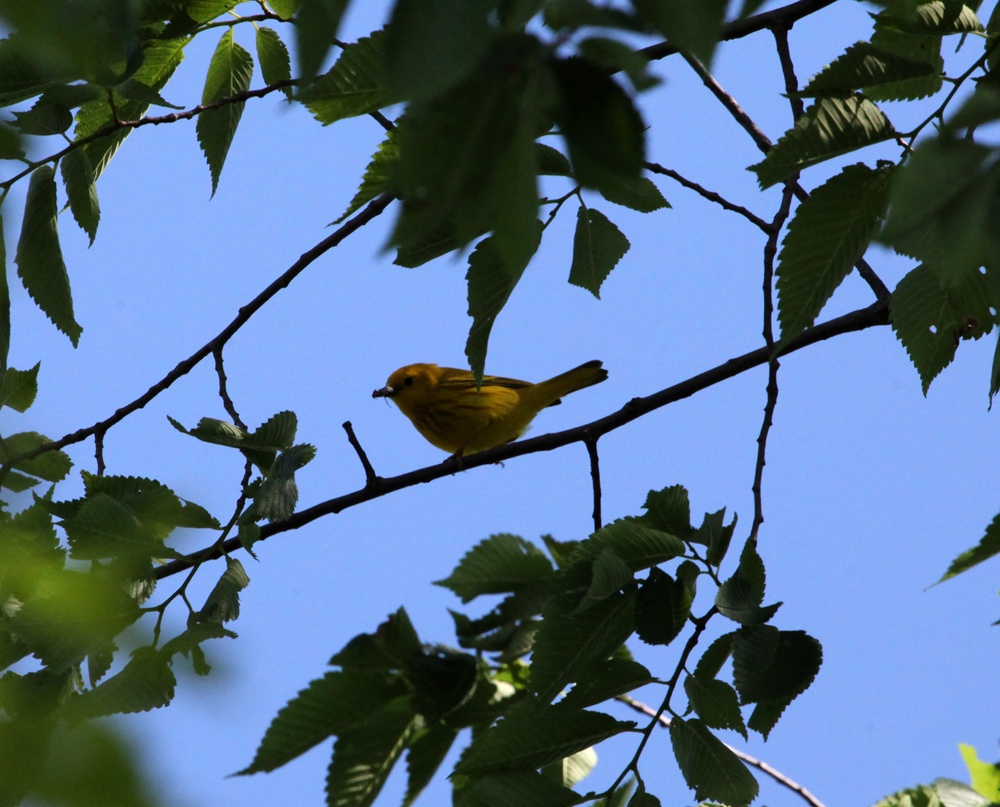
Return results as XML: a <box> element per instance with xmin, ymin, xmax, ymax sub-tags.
<box><xmin>372</xmin><ymin>361</ymin><xmax>608</xmax><ymax>454</ymax></box>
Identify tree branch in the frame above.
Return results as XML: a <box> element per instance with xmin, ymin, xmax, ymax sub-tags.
<box><xmin>680</xmin><ymin>48</ymin><xmax>893</xmax><ymax>304</ymax></box>
<box><xmin>343</xmin><ymin>421</ymin><xmax>379</xmax><ymax>486</ymax></box>
<box><xmin>639</xmin><ymin>0</ymin><xmax>839</xmax><ymax>62</ymax></box>
<box><xmin>619</xmin><ymin>695</ymin><xmax>828</xmax><ymax>807</ymax></box>
<box><xmin>586</xmin><ymin>437</ymin><xmax>602</xmax><ymax>533</ymax></box>
<box><xmin>154</xmin><ymin>299</ymin><xmax>889</xmax><ymax>579</ymax></box>
<box><xmin>644</xmin><ymin>162</ymin><xmax>773</xmax><ymax>233</ymax></box>
<box><xmin>14</xmin><ymin>193</ymin><xmax>395</xmax><ymax>463</ymax></box>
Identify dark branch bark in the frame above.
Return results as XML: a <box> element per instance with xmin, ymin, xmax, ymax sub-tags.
<box><xmin>154</xmin><ymin>299</ymin><xmax>889</xmax><ymax>579</ymax></box>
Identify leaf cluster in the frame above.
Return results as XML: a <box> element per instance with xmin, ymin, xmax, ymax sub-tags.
<box><xmin>241</xmin><ymin>484</ymin><xmax>823</xmax><ymax>807</ymax></box>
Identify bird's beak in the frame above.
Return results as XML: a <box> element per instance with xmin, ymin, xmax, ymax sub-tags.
<box><xmin>372</xmin><ymin>385</ymin><xmax>395</xmax><ymax>399</ymax></box>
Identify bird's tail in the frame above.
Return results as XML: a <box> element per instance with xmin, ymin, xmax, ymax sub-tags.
<box><xmin>530</xmin><ymin>360</ymin><xmax>608</xmax><ymax>410</ymax></box>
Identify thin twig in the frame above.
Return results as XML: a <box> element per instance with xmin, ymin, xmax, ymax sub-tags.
<box><xmin>1</xmin><ymin>80</ymin><xmax>297</xmax><ymax>191</ymax></box>
<box><xmin>681</xmin><ymin>51</ymin><xmax>773</xmax><ymax>154</ymax></box>
<box><xmin>772</xmin><ymin>26</ymin><xmax>805</xmax><ymax>121</ymax></box>
<box><xmin>94</xmin><ymin>430</ymin><xmax>106</xmax><ymax>476</ymax></box>
<box><xmin>153</xmin><ymin>300</ymin><xmax>889</xmax><ymax>579</ymax></box>
<box><xmin>680</xmin><ymin>50</ymin><xmax>892</xmax><ymax>304</ymax></box>
<box><xmin>639</xmin><ymin>0</ymin><xmax>839</xmax><ymax>62</ymax></box>
<box><xmin>602</xmin><ymin>607</ymin><xmax>715</xmax><ymax>801</ymax></box>
<box><xmin>644</xmin><ymin>162</ymin><xmax>773</xmax><ymax>233</ymax></box>
<box><xmin>752</xmin><ymin>184</ymin><xmax>795</xmax><ymax>541</ymax></box>
<box><xmin>585</xmin><ymin>437</ymin><xmax>602</xmax><ymax>533</ymax></box>
<box><xmin>214</xmin><ymin>348</ymin><xmax>246</xmax><ymax>431</ymax></box>
<box><xmin>343</xmin><ymin>421</ymin><xmax>379</xmax><ymax>486</ymax></box>
<box><xmin>618</xmin><ymin>696</ymin><xmax>828</xmax><ymax>807</ymax></box>
<box><xmin>13</xmin><ymin>193</ymin><xmax>395</xmax><ymax>464</ymax></box>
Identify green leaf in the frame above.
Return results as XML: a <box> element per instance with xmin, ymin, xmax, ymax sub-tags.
<box><xmin>14</xmin><ymin>166</ymin><xmax>82</xmax><ymax>346</ymax></box>
<box><xmin>0</xmin><ymin>362</ymin><xmax>39</xmax><ymax>412</ymax></box>
<box><xmin>669</xmin><ymin>717</ymin><xmax>758</xmax><ymax>806</ymax></box>
<box><xmin>394</xmin><ymin>221</ymin><xmax>463</xmax><ymax>267</ymax></box>
<box><xmin>634</xmin><ymin>567</ymin><xmax>692</xmax><ymax>646</ymax></box>
<box><xmin>187</xmin><ymin>0</ymin><xmax>241</xmax><ymax>22</ymax></box>
<box><xmin>569</xmin><ymin>206</ymin><xmax>630</xmax><ymax>299</ymax></box>
<box><xmin>879</xmin><ymin>138</ymin><xmax>1000</xmax><ymax>285</ymax></box>
<box><xmin>567</xmin><ymin>518</ymin><xmax>686</xmax><ymax>572</ymax></box>
<box><xmin>529</xmin><ymin>587</ymin><xmax>636</xmax><ymax>705</ymax></box>
<box><xmin>197</xmin><ymin>558</ymin><xmax>249</xmax><ymax>624</ymax></box>
<box><xmin>748</xmin><ymin>96</ymin><xmax>895</xmax><ymax>189</ymax></box>
<box><xmin>65</xmin><ymin>646</ymin><xmax>176</xmax><ymax>720</ymax></box>
<box><xmin>959</xmin><ymin>744</ymin><xmax>1000</xmax><ymax>800</ymax></box>
<box><xmin>889</xmin><ymin>263</ymin><xmax>994</xmax><ymax>394</ymax></box>
<box><xmin>406</xmin><ymin>646</ymin><xmax>478</xmax><ymax>719</ymax></box>
<box><xmin>74</xmin><ymin>37</ymin><xmax>189</xmax><ymax>181</ymax></box>
<box><xmin>12</xmin><ymin>95</ymin><xmax>73</xmax><ymax>135</ymax></box>
<box><xmin>238</xmin><ymin>670</ymin><xmax>407</xmax><ymax>774</ymax></box>
<box><xmin>435</xmin><ymin>534</ymin><xmax>553</xmax><ymax>603</ymax></box>
<box><xmin>0</xmin><ymin>431</ymin><xmax>73</xmax><ymax>482</ymax></box>
<box><xmin>560</xmin><ymin>657</ymin><xmax>653</xmax><ymax>709</ymax></box>
<box><xmin>715</xmin><ymin>538</ymin><xmax>782</xmax><ymax>626</ymax></box>
<box><xmin>934</xmin><ymin>778</ymin><xmax>992</xmax><ymax>807</ymax></box>
<box><xmin>256</xmin><ymin>27</ymin><xmax>292</xmax><ymax>98</ymax></box>
<box><xmin>9</xmin><ymin>571</ymin><xmax>140</xmax><ymax>673</ymax></box>
<box><xmin>1</xmin><ymin>470</ymin><xmax>41</xmax><ymax>492</ymax></box>
<box><xmin>0</xmin><ymin>33</ymin><xmax>52</xmax><ymax>106</ymax></box>
<box><xmin>797</xmin><ymin>41</ymin><xmax>939</xmax><ymax>97</ymax></box>
<box><xmin>0</xmin><ymin>211</ymin><xmax>8</xmax><ymax>373</ymax></box>
<box><xmin>456</xmin><ymin>702</ymin><xmax>634</xmax><ymax>775</ymax></box>
<box><xmin>330</xmin><ymin>608</ymin><xmax>423</xmax><ymax>670</ymax></box>
<box><xmin>454</xmin><ymin>770</ymin><xmax>580</xmax><ymax>807</ymax></box>
<box><xmin>578</xmin><ymin>37</ymin><xmax>660</xmax><ymax>92</ymax></box>
<box><xmin>325</xmin><ymin>698</ymin><xmax>419</xmax><ymax>807</ymax></box>
<box><xmin>537</xmin><ymin>143</ymin><xmax>572</xmax><ymax>176</ymax></box>
<box><xmin>402</xmin><ymin>723</ymin><xmax>458</xmax><ymax>807</ymax></box>
<box><xmin>465</xmin><ymin>224</ymin><xmax>543</xmax><ymax>381</ymax></box>
<box><xmin>598</xmin><ymin>174</ymin><xmax>669</xmax><ymax>213</ymax></box>
<box><xmin>635</xmin><ymin>485</ymin><xmax>693</xmax><ymax>537</ymax></box>
<box><xmin>746</xmin><ymin>695</ymin><xmax>794</xmax><ymax>740</ymax></box>
<box><xmin>61</xmin><ymin>492</ymin><xmax>167</xmax><ymax>560</ymax></box>
<box><xmin>542</xmin><ymin>746</ymin><xmax>597</xmax><ymax>788</ymax></box>
<box><xmin>159</xmin><ymin>622</ymin><xmax>237</xmax><ymax>675</ymax></box>
<box><xmin>992</xmin><ymin>330</ymin><xmax>1000</xmax><ymax>407</ymax></box>
<box><xmin>776</xmin><ymin>162</ymin><xmax>894</xmax><ymax>342</ymax></box>
<box><xmin>294</xmin><ymin>0</ymin><xmax>348</xmax><ymax>84</ymax></box>
<box><xmin>694</xmin><ymin>633</ymin><xmax>734</xmax><ymax>680</ymax></box>
<box><xmin>874</xmin><ymin>784</ymin><xmax>943</xmax><ymax>807</ymax></box>
<box><xmin>298</xmin><ymin>30</ymin><xmax>389</xmax><ymax>125</ymax></box>
<box><xmin>631</xmin><ymin>0</ymin><xmax>728</xmax><ymax>66</ymax></box>
<box><xmin>196</xmin><ymin>29</ymin><xmax>254</xmax><ymax>195</ymax></box>
<box><xmin>269</xmin><ymin>0</ymin><xmax>298</xmax><ymax>16</ymax></box>
<box><xmin>75</xmin><ymin>472</ymin><xmax>218</xmax><ymax>539</ymax></box>
<box><xmin>876</xmin><ymin>2</ymin><xmax>983</xmax><ymax>34</ymax></box>
<box><xmin>575</xmin><ymin>548</ymin><xmax>634</xmax><ymax>611</ymax></box>
<box><xmin>732</xmin><ymin>627</ymin><xmax>822</xmax><ymax>704</ymax></box>
<box><xmin>334</xmin><ymin>130</ymin><xmax>398</xmax><ymax>224</ymax></box>
<box><xmin>865</xmin><ymin>26</ymin><xmax>944</xmax><ymax>101</ymax></box>
<box><xmin>60</xmin><ymin>148</ymin><xmax>101</xmax><ymax>244</ymax></box>
<box><xmin>550</xmin><ymin>56</ymin><xmax>645</xmax><ymax>192</ymax></box>
<box><xmin>684</xmin><ymin>676</ymin><xmax>747</xmax><ymax>740</ymax></box>
<box><xmin>385</xmin><ymin>0</ymin><xmax>494</xmax><ymax>101</ymax></box>
<box><xmin>700</xmin><ymin>510</ymin><xmax>736</xmax><ymax>567</ymax></box>
<box><xmin>938</xmin><ymin>512</ymin><xmax>1000</xmax><ymax>581</ymax></box>
<box><xmin>392</xmin><ymin>35</ymin><xmax>545</xmax><ymax>286</ymax></box>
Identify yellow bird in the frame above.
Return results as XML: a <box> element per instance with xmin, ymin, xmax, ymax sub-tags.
<box><xmin>372</xmin><ymin>361</ymin><xmax>608</xmax><ymax>455</ymax></box>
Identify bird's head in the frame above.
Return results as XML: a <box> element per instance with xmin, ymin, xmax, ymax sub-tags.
<box><xmin>372</xmin><ymin>364</ymin><xmax>441</xmax><ymax>404</ymax></box>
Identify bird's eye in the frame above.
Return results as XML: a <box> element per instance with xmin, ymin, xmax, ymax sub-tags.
<box><xmin>404</xmin><ymin>376</ymin><xmax>414</xmax><ymax>386</ymax></box>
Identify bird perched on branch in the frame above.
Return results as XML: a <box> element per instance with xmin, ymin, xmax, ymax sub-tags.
<box><xmin>373</xmin><ymin>360</ymin><xmax>608</xmax><ymax>455</ymax></box>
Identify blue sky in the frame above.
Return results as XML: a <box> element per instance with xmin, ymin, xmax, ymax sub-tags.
<box><xmin>5</xmin><ymin>1</ymin><xmax>1000</xmax><ymax>806</ymax></box>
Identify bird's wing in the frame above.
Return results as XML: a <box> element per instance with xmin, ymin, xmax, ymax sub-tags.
<box><xmin>435</xmin><ymin>369</ymin><xmax>524</xmax><ymax>419</ymax></box>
